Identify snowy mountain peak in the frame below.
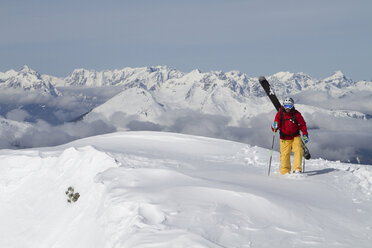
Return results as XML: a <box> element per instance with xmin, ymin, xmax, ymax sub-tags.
<box><xmin>191</xmin><ymin>69</ymin><xmax>202</xmax><ymax>74</ymax></box>
<box><xmin>0</xmin><ymin>69</ymin><xmax>17</xmax><ymax>81</ymax></box>
<box><xmin>19</xmin><ymin>65</ymin><xmax>35</xmax><ymax>74</ymax></box>
<box><xmin>324</xmin><ymin>70</ymin><xmax>346</xmax><ymax>81</ymax></box>
<box><xmin>71</xmin><ymin>68</ymin><xmax>89</xmax><ymax>74</ymax></box>
<box><xmin>0</xmin><ymin>66</ymin><xmax>60</xmax><ymax>96</ymax></box>
<box><xmin>271</xmin><ymin>71</ymin><xmax>294</xmax><ymax>81</ymax></box>
<box><xmin>323</xmin><ymin>70</ymin><xmax>354</xmax><ymax>88</ymax></box>
<box><xmin>146</xmin><ymin>65</ymin><xmax>171</xmax><ymax>72</ymax></box>
<box><xmin>271</xmin><ymin>71</ymin><xmax>313</xmax><ymax>81</ymax></box>
<box><xmin>331</xmin><ymin>70</ymin><xmax>346</xmax><ymax>78</ymax></box>
<box><xmin>267</xmin><ymin>71</ymin><xmax>316</xmax><ymax>95</ymax></box>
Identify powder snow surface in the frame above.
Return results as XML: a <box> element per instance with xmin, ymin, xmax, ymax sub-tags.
<box><xmin>0</xmin><ymin>131</ymin><xmax>371</xmax><ymax>248</ymax></box>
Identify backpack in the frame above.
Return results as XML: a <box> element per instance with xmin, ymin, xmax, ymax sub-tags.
<box><xmin>279</xmin><ymin>109</ymin><xmax>300</xmax><ymax>138</ymax></box>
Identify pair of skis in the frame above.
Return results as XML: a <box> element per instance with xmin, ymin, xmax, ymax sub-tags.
<box><xmin>259</xmin><ymin>76</ymin><xmax>310</xmax><ymax>176</ymax></box>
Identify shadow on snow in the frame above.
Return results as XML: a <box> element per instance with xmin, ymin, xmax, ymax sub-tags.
<box><xmin>304</xmin><ymin>168</ymin><xmax>337</xmax><ymax>176</ymax></box>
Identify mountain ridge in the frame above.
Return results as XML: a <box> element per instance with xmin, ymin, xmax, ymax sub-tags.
<box><xmin>0</xmin><ymin>66</ymin><xmax>360</xmax><ymax>94</ymax></box>
<box><xmin>0</xmin><ymin>65</ymin><xmax>60</xmax><ymax>96</ymax></box>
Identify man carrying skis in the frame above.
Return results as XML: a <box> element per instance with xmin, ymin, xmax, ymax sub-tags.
<box><xmin>272</xmin><ymin>97</ymin><xmax>309</xmax><ymax>175</ymax></box>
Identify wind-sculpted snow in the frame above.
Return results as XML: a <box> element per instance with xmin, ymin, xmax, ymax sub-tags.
<box><xmin>0</xmin><ymin>145</ymin><xmax>119</xmax><ymax>247</ymax></box>
<box><xmin>0</xmin><ymin>131</ymin><xmax>371</xmax><ymax>247</ymax></box>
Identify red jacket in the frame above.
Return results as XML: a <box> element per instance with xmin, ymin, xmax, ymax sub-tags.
<box><xmin>273</xmin><ymin>107</ymin><xmax>308</xmax><ymax>140</ymax></box>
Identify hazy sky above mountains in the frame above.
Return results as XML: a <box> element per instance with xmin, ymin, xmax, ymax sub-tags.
<box><xmin>1</xmin><ymin>0</ymin><xmax>371</xmax><ymax>81</ymax></box>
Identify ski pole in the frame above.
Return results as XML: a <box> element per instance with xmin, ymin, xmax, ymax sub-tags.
<box><xmin>268</xmin><ymin>130</ymin><xmax>276</xmax><ymax>176</ymax></box>
<box><xmin>302</xmin><ymin>151</ymin><xmax>306</xmax><ymax>173</ymax></box>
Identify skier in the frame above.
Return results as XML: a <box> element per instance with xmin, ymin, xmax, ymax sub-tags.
<box><xmin>271</xmin><ymin>97</ymin><xmax>309</xmax><ymax>174</ymax></box>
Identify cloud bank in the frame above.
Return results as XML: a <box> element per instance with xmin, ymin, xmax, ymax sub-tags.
<box><xmin>3</xmin><ymin>107</ymin><xmax>371</xmax><ymax>165</ymax></box>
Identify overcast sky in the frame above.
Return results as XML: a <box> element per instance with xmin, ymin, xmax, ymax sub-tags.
<box><xmin>1</xmin><ymin>0</ymin><xmax>371</xmax><ymax>81</ymax></box>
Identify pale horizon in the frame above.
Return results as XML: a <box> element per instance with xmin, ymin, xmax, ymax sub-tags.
<box><xmin>1</xmin><ymin>0</ymin><xmax>371</xmax><ymax>81</ymax></box>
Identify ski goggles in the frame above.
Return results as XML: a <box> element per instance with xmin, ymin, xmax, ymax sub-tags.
<box><xmin>283</xmin><ymin>104</ymin><xmax>293</xmax><ymax>109</ymax></box>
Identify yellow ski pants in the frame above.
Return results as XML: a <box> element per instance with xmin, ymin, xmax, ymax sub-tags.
<box><xmin>280</xmin><ymin>136</ymin><xmax>303</xmax><ymax>174</ymax></box>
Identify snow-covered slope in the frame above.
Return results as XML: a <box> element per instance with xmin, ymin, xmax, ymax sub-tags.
<box><xmin>1</xmin><ymin>131</ymin><xmax>371</xmax><ymax>247</ymax></box>
<box><xmin>84</xmin><ymin>87</ymin><xmax>166</xmax><ymax>123</ymax></box>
